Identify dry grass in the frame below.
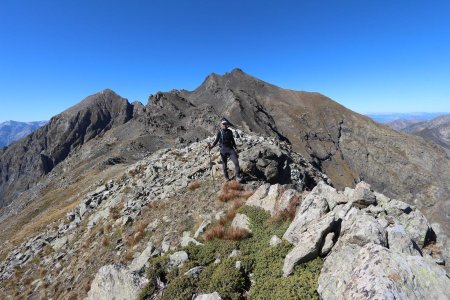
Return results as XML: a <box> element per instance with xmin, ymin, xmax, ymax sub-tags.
<box><xmin>188</xmin><ymin>181</ymin><xmax>201</xmax><ymax>191</ymax></box>
<box><xmin>101</xmin><ymin>236</ymin><xmax>110</xmax><ymax>247</ymax></box>
<box><xmin>126</xmin><ymin>219</ymin><xmax>149</xmax><ymax>247</ymax></box>
<box><xmin>109</xmin><ymin>203</ymin><xmax>123</xmax><ymax>220</ymax></box>
<box><xmin>122</xmin><ymin>251</ymin><xmax>134</xmax><ymax>263</ymax></box>
<box><xmin>217</xmin><ymin>181</ymin><xmax>253</xmax><ymax>202</ymax></box>
<box><xmin>270</xmin><ymin>194</ymin><xmax>300</xmax><ymax>223</ymax></box>
<box><xmin>203</xmin><ymin>224</ymin><xmax>225</xmax><ymax>241</ymax></box>
<box><xmin>82</xmin><ymin>279</ymin><xmax>92</xmax><ymax>294</ymax></box>
<box><xmin>203</xmin><ymin>225</ymin><xmax>250</xmax><ymax>241</ymax></box>
<box><xmin>423</xmin><ymin>242</ymin><xmax>442</xmax><ymax>255</ymax></box>
<box><xmin>203</xmin><ymin>198</ymin><xmax>249</xmax><ymax>241</ymax></box>
<box><xmin>223</xmin><ymin>227</ymin><xmax>250</xmax><ymax>240</ymax></box>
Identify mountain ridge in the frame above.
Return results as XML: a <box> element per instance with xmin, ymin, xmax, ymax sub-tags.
<box><xmin>0</xmin><ymin>70</ymin><xmax>450</xmax><ymax>295</ymax></box>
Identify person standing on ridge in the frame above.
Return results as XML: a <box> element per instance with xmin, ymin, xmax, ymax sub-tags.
<box><xmin>208</xmin><ymin>119</ymin><xmax>241</xmax><ymax>181</ymax></box>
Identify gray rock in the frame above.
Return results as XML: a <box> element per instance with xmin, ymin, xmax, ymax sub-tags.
<box><xmin>229</xmin><ymin>249</ymin><xmax>241</xmax><ymax>257</ymax></box>
<box><xmin>246</xmin><ymin>184</ymin><xmax>276</xmax><ymax>214</ymax></box>
<box><xmin>181</xmin><ymin>231</ymin><xmax>202</xmax><ymax>247</ymax></box>
<box><xmin>321</xmin><ymin>232</ymin><xmax>335</xmax><ymax>256</ymax></box>
<box><xmin>319</xmin><ymin>243</ymin><xmax>450</xmax><ymax>300</ymax></box>
<box><xmin>337</xmin><ymin>212</ymin><xmax>388</xmax><ymax>248</ymax></box>
<box><xmin>194</xmin><ymin>219</ymin><xmax>211</xmax><ymax>238</ymax></box>
<box><xmin>184</xmin><ymin>266</ymin><xmax>205</xmax><ymax>278</ymax></box>
<box><xmin>276</xmin><ymin>189</ymin><xmax>299</xmax><ymax>212</ymax></box>
<box><xmin>264</xmin><ymin>160</ymin><xmax>279</xmax><ymax>183</ymax></box>
<box><xmin>129</xmin><ymin>242</ymin><xmax>155</xmax><ymax>273</ymax></box>
<box><xmin>283</xmin><ymin>212</ymin><xmax>336</xmax><ymax>276</ymax></box>
<box><xmin>50</xmin><ymin>236</ymin><xmax>68</xmax><ymax>251</ymax></box>
<box><xmin>349</xmin><ymin>181</ymin><xmax>376</xmax><ymax>208</ymax></box>
<box><xmin>269</xmin><ymin>235</ymin><xmax>282</xmax><ymax>247</ymax></box>
<box><xmin>283</xmin><ymin>182</ymin><xmax>331</xmax><ymax>245</ymax></box>
<box><xmin>380</xmin><ymin>198</ymin><xmax>432</xmax><ymax>248</ymax></box>
<box><xmin>168</xmin><ymin>251</ymin><xmax>189</xmax><ymax>270</ymax></box>
<box><xmin>386</xmin><ymin>224</ymin><xmax>422</xmax><ymax>256</ymax></box>
<box><xmin>231</xmin><ymin>213</ymin><xmax>251</xmax><ymax>233</ymax></box>
<box><xmin>194</xmin><ymin>292</ymin><xmax>222</xmax><ymax>300</ymax></box>
<box><xmin>86</xmin><ymin>264</ymin><xmax>148</xmax><ymax>300</ymax></box>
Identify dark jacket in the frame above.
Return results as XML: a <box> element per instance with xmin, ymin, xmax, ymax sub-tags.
<box><xmin>211</xmin><ymin>128</ymin><xmax>236</xmax><ymax>149</ymax></box>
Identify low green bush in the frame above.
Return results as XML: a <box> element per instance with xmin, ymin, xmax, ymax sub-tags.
<box><xmin>161</xmin><ymin>275</ymin><xmax>196</xmax><ymax>300</ymax></box>
<box><xmin>140</xmin><ymin>205</ymin><xmax>323</xmax><ymax>300</ymax></box>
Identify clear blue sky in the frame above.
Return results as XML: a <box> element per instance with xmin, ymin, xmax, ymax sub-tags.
<box><xmin>1</xmin><ymin>0</ymin><xmax>449</xmax><ymax>122</ymax></box>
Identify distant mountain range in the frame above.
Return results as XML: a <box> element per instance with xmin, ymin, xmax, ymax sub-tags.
<box><xmin>402</xmin><ymin>114</ymin><xmax>450</xmax><ymax>156</ymax></box>
<box><xmin>0</xmin><ymin>120</ymin><xmax>47</xmax><ymax>147</ymax></box>
<box><xmin>365</xmin><ymin>112</ymin><xmax>450</xmax><ymax>156</ymax></box>
<box><xmin>366</xmin><ymin>112</ymin><xmax>447</xmax><ymax>124</ymax></box>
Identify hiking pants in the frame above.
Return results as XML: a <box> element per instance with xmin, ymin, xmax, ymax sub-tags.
<box><xmin>220</xmin><ymin>146</ymin><xmax>240</xmax><ymax>179</ymax></box>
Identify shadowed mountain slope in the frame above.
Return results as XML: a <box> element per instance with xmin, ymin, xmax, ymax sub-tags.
<box><xmin>402</xmin><ymin>114</ymin><xmax>450</xmax><ymax>156</ymax></box>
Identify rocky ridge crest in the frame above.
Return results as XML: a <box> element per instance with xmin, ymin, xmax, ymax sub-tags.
<box><xmin>0</xmin><ymin>131</ymin><xmax>448</xmax><ymax>299</ymax></box>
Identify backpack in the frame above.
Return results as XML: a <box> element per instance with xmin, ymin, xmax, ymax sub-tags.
<box><xmin>220</xmin><ymin>129</ymin><xmax>234</xmax><ymax>147</ymax></box>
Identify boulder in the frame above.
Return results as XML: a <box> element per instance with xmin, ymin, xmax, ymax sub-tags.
<box><xmin>349</xmin><ymin>181</ymin><xmax>376</xmax><ymax>208</ymax></box>
<box><xmin>319</xmin><ymin>243</ymin><xmax>450</xmax><ymax>300</ymax></box>
<box><xmin>276</xmin><ymin>188</ymin><xmax>299</xmax><ymax>212</ymax></box>
<box><xmin>283</xmin><ymin>212</ymin><xmax>336</xmax><ymax>276</ymax></box>
<box><xmin>168</xmin><ymin>251</ymin><xmax>189</xmax><ymax>270</ymax></box>
<box><xmin>181</xmin><ymin>231</ymin><xmax>202</xmax><ymax>247</ymax></box>
<box><xmin>320</xmin><ymin>232</ymin><xmax>335</xmax><ymax>256</ymax></box>
<box><xmin>269</xmin><ymin>235</ymin><xmax>282</xmax><ymax>247</ymax></box>
<box><xmin>86</xmin><ymin>264</ymin><xmax>148</xmax><ymax>300</ymax></box>
<box><xmin>128</xmin><ymin>242</ymin><xmax>156</xmax><ymax>273</ymax></box>
<box><xmin>386</xmin><ymin>224</ymin><xmax>422</xmax><ymax>256</ymax></box>
<box><xmin>184</xmin><ymin>266</ymin><xmax>205</xmax><ymax>278</ymax></box>
<box><xmin>246</xmin><ymin>184</ymin><xmax>279</xmax><ymax>215</ymax></box>
<box><xmin>337</xmin><ymin>212</ymin><xmax>388</xmax><ymax>248</ymax></box>
<box><xmin>231</xmin><ymin>213</ymin><xmax>252</xmax><ymax>233</ymax></box>
<box><xmin>379</xmin><ymin>198</ymin><xmax>433</xmax><ymax>248</ymax></box>
<box><xmin>283</xmin><ymin>182</ymin><xmax>331</xmax><ymax>245</ymax></box>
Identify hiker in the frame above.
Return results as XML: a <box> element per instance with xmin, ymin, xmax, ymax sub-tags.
<box><xmin>208</xmin><ymin>119</ymin><xmax>241</xmax><ymax>181</ymax></box>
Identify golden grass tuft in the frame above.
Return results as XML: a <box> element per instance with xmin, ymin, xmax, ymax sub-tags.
<box><xmin>223</xmin><ymin>227</ymin><xmax>250</xmax><ymax>241</ymax></box>
<box><xmin>269</xmin><ymin>194</ymin><xmax>300</xmax><ymax>223</ymax></box>
<box><xmin>125</xmin><ymin>219</ymin><xmax>149</xmax><ymax>247</ymax></box>
<box><xmin>188</xmin><ymin>181</ymin><xmax>201</xmax><ymax>191</ymax></box>
<box><xmin>101</xmin><ymin>236</ymin><xmax>110</xmax><ymax>247</ymax></box>
<box><xmin>217</xmin><ymin>181</ymin><xmax>253</xmax><ymax>202</ymax></box>
<box><xmin>203</xmin><ymin>224</ymin><xmax>225</xmax><ymax>241</ymax></box>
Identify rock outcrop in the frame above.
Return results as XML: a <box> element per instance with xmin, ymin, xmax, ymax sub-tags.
<box><xmin>86</xmin><ymin>264</ymin><xmax>149</xmax><ymax>300</ymax></box>
<box><xmin>0</xmin><ymin>89</ymin><xmax>135</xmax><ymax>207</ymax></box>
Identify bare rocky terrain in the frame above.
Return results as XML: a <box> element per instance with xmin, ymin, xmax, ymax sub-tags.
<box><xmin>0</xmin><ymin>69</ymin><xmax>450</xmax><ymax>299</ymax></box>
<box><xmin>401</xmin><ymin>113</ymin><xmax>450</xmax><ymax>156</ymax></box>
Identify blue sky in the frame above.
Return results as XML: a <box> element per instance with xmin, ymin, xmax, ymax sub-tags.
<box><xmin>0</xmin><ymin>0</ymin><xmax>449</xmax><ymax>122</ymax></box>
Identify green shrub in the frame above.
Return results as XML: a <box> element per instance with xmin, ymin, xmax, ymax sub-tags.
<box><xmin>138</xmin><ymin>256</ymin><xmax>169</xmax><ymax>300</ymax></box>
<box><xmin>185</xmin><ymin>240</ymin><xmax>238</xmax><ymax>266</ymax></box>
<box><xmin>140</xmin><ymin>205</ymin><xmax>323</xmax><ymax>300</ymax></box>
<box><xmin>161</xmin><ymin>275</ymin><xmax>196</xmax><ymax>300</ymax></box>
<box><xmin>208</xmin><ymin>258</ymin><xmax>247</xmax><ymax>300</ymax></box>
<box><xmin>250</xmin><ymin>257</ymin><xmax>323</xmax><ymax>300</ymax></box>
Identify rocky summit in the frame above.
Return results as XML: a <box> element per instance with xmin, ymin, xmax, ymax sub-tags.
<box><xmin>0</xmin><ymin>69</ymin><xmax>450</xmax><ymax>299</ymax></box>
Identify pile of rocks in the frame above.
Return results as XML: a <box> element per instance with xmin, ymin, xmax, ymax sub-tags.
<box><xmin>243</xmin><ymin>180</ymin><xmax>449</xmax><ymax>299</ymax></box>
<box><xmin>0</xmin><ymin>130</ymin><xmax>326</xmax><ymax>285</ymax></box>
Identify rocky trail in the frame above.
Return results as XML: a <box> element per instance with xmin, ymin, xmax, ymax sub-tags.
<box><xmin>1</xmin><ymin>130</ymin><xmax>448</xmax><ymax>299</ymax></box>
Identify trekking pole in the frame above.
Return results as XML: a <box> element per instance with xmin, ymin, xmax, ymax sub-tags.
<box><xmin>207</xmin><ymin>143</ymin><xmax>217</xmax><ymax>193</ymax></box>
